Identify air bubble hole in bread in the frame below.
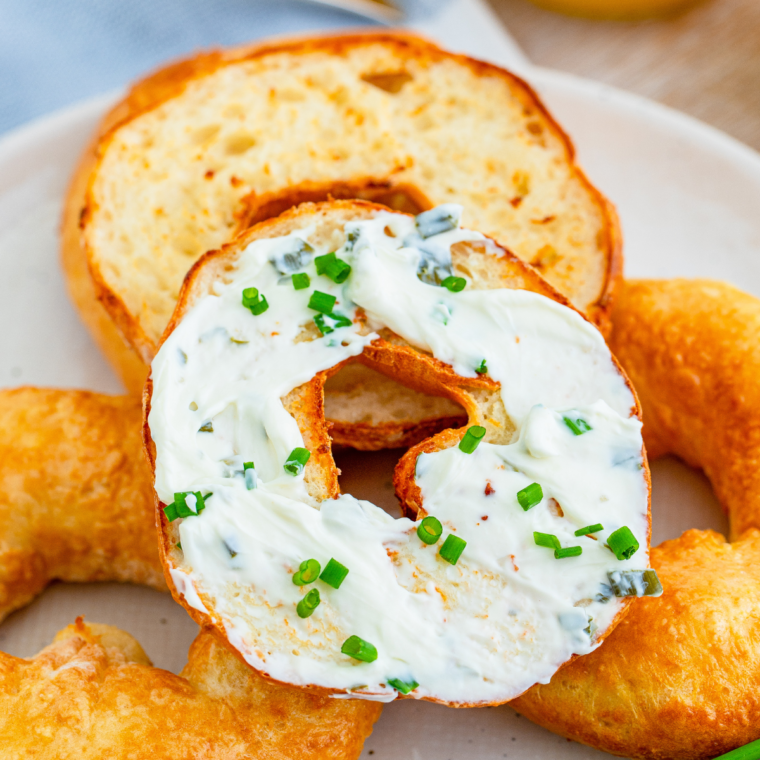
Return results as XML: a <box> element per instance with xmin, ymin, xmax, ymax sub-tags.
<box><xmin>145</xmin><ymin>200</ymin><xmax>651</xmax><ymax>706</ymax></box>
<box><xmin>63</xmin><ymin>32</ymin><xmax>622</xmax><ymax>452</ymax></box>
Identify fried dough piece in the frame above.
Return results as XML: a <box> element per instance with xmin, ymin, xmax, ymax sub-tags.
<box><xmin>511</xmin><ymin>279</ymin><xmax>760</xmax><ymax>759</ymax></box>
<box><xmin>0</xmin><ymin>618</ymin><xmax>381</xmax><ymax>758</ymax></box>
<box><xmin>0</xmin><ymin>388</ymin><xmax>163</xmax><ymax>622</ymax></box>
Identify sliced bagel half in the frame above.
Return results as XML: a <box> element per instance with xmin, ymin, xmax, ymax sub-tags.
<box><xmin>65</xmin><ymin>32</ymin><xmax>622</xmax><ymax>447</ymax></box>
<box><xmin>145</xmin><ymin>200</ymin><xmax>650</xmax><ymax>707</ymax></box>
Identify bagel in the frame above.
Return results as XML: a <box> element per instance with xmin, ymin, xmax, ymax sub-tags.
<box><xmin>145</xmin><ymin>200</ymin><xmax>652</xmax><ymax>706</ymax></box>
<box><xmin>0</xmin><ymin>387</ymin><xmax>164</xmax><ymax>622</ymax></box>
<box><xmin>510</xmin><ymin>279</ymin><xmax>760</xmax><ymax>759</ymax></box>
<box><xmin>0</xmin><ymin>617</ymin><xmax>380</xmax><ymax>758</ymax></box>
<box><xmin>63</xmin><ymin>31</ymin><xmax>622</xmax><ymax>452</ymax></box>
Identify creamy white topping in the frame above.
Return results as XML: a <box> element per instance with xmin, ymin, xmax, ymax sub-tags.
<box><xmin>149</xmin><ymin>207</ymin><xmax>649</xmax><ymax>705</ymax></box>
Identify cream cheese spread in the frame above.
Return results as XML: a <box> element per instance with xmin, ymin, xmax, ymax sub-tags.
<box><xmin>149</xmin><ymin>206</ymin><xmax>651</xmax><ymax>705</ymax></box>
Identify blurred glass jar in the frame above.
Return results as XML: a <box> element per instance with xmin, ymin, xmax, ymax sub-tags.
<box><xmin>527</xmin><ymin>0</ymin><xmax>704</xmax><ymax>19</ymax></box>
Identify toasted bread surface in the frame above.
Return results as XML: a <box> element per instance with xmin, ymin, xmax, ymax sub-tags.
<box><xmin>0</xmin><ymin>618</ymin><xmax>380</xmax><ymax>758</ymax></box>
<box><xmin>145</xmin><ymin>200</ymin><xmax>647</xmax><ymax>706</ymax></box>
<box><xmin>64</xmin><ymin>31</ymin><xmax>621</xmax><ymax>419</ymax></box>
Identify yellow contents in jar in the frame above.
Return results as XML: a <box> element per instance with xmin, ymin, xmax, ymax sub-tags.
<box><xmin>527</xmin><ymin>0</ymin><xmax>703</xmax><ymax>20</ymax></box>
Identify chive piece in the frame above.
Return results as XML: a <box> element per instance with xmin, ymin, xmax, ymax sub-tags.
<box><xmin>607</xmin><ymin>526</ymin><xmax>640</xmax><ymax>560</ymax></box>
<box><xmin>172</xmin><ymin>491</ymin><xmax>206</xmax><ymax>518</ymax></box>
<box><xmin>439</xmin><ymin>534</ymin><xmax>466</xmax><ymax>565</ymax></box>
<box><xmin>417</xmin><ymin>515</ymin><xmax>443</xmax><ymax>545</ymax></box>
<box><xmin>341</xmin><ymin>635</ymin><xmax>378</xmax><ymax>663</ymax></box>
<box><xmin>575</xmin><ymin>523</ymin><xmax>604</xmax><ymax>537</ymax></box>
<box><xmin>313</xmin><ymin>312</ymin><xmax>352</xmax><ymax>335</ymax></box>
<box><xmin>320</xmin><ymin>558</ymin><xmax>349</xmax><ymax>589</ymax></box>
<box><xmin>608</xmin><ymin>569</ymin><xmax>663</xmax><ymax>597</ymax></box>
<box><xmin>199</xmin><ymin>421</ymin><xmax>213</xmax><ymax>433</ymax></box>
<box><xmin>242</xmin><ymin>287</ymin><xmax>269</xmax><ymax>316</ymax></box>
<box><xmin>292</xmin><ymin>272</ymin><xmax>310</xmax><ymax>290</ymax></box>
<box><xmin>244</xmin><ymin>461</ymin><xmax>254</xmax><ymax>470</ymax></box>
<box><xmin>441</xmin><ymin>275</ymin><xmax>466</xmax><ymax>292</ymax></box>
<box><xmin>324</xmin><ymin>257</ymin><xmax>352</xmax><ymax>284</ymax></box>
<box><xmin>176</xmin><ymin>542</ymin><xmax>182</xmax><ymax>551</ymax></box>
<box><xmin>293</xmin><ymin>558</ymin><xmax>321</xmax><ymax>586</ymax></box>
<box><xmin>388</xmin><ymin>677</ymin><xmax>419</xmax><ymax>694</ymax></box>
<box><xmin>416</xmin><ymin>205</ymin><xmax>461</xmax><ymax>238</ymax></box>
<box><xmin>555</xmin><ymin>546</ymin><xmax>582</xmax><ymax>559</ymax></box>
<box><xmin>308</xmin><ymin>290</ymin><xmax>337</xmax><ymax>314</ymax></box>
<box><xmin>459</xmin><ymin>425</ymin><xmax>486</xmax><ymax>454</ymax></box>
<box><xmin>296</xmin><ymin>588</ymin><xmax>321</xmax><ymax>619</ymax></box>
<box><xmin>243</xmin><ymin>461</ymin><xmax>256</xmax><ymax>489</ymax></box>
<box><xmin>315</xmin><ymin>252</ymin><xmax>336</xmax><ymax>275</ymax></box>
<box><xmin>534</xmin><ymin>532</ymin><xmax>561</xmax><ymax>550</ymax></box>
<box><xmin>284</xmin><ymin>447</ymin><xmax>310</xmax><ymax>476</ymax></box>
<box><xmin>564</xmin><ymin>416</ymin><xmax>592</xmax><ymax>436</ymax></box>
<box><xmin>475</xmin><ymin>359</ymin><xmax>488</xmax><ymax>375</ymax></box>
<box><xmin>164</xmin><ymin>502</ymin><xmax>179</xmax><ymax>522</ymax></box>
<box><xmin>713</xmin><ymin>739</ymin><xmax>760</xmax><ymax>760</ymax></box>
<box><xmin>517</xmin><ymin>483</ymin><xmax>543</xmax><ymax>511</ymax></box>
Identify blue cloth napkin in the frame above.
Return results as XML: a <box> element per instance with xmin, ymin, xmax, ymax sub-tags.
<box><xmin>0</xmin><ymin>0</ymin><xmax>378</xmax><ymax>135</ymax></box>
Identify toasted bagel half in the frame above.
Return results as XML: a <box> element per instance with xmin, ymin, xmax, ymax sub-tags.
<box><xmin>64</xmin><ymin>32</ymin><xmax>621</xmax><ymax>449</ymax></box>
<box><xmin>145</xmin><ymin>200</ymin><xmax>649</xmax><ymax>707</ymax></box>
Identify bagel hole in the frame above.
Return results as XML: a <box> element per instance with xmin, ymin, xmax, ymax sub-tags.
<box><xmin>238</xmin><ymin>181</ymin><xmax>432</xmax><ymax>232</ymax></box>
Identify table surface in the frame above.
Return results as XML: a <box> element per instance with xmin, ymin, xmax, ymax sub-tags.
<box><xmin>488</xmin><ymin>0</ymin><xmax>760</xmax><ymax>152</ymax></box>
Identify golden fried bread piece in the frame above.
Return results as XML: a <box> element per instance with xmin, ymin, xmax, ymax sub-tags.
<box><xmin>0</xmin><ymin>387</ymin><xmax>163</xmax><ymax>622</ymax></box>
<box><xmin>0</xmin><ymin>617</ymin><xmax>381</xmax><ymax>758</ymax></box>
<box><xmin>511</xmin><ymin>279</ymin><xmax>760</xmax><ymax>759</ymax></box>
<box><xmin>62</xmin><ymin>33</ymin><xmax>621</xmax><ymax>437</ymax></box>
<box><xmin>146</xmin><ymin>200</ymin><xmax>648</xmax><ymax>706</ymax></box>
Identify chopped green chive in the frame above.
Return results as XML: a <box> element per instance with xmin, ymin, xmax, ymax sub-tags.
<box><xmin>607</xmin><ymin>569</ymin><xmax>662</xmax><ymax>597</ymax></box>
<box><xmin>243</xmin><ymin>461</ymin><xmax>257</xmax><ymax>490</ymax></box>
<box><xmin>441</xmin><ymin>275</ymin><xmax>466</xmax><ymax>292</ymax></box>
<box><xmin>314</xmin><ymin>312</ymin><xmax>352</xmax><ymax>335</ymax></box>
<box><xmin>292</xmin><ymin>272</ymin><xmax>310</xmax><ymax>290</ymax></box>
<box><xmin>475</xmin><ymin>359</ymin><xmax>488</xmax><ymax>375</ymax></box>
<box><xmin>534</xmin><ymin>532</ymin><xmax>560</xmax><ymax>550</ymax></box>
<box><xmin>517</xmin><ymin>483</ymin><xmax>543</xmax><ymax>511</ymax></box>
<box><xmin>459</xmin><ymin>425</ymin><xmax>486</xmax><ymax>454</ymax></box>
<box><xmin>165</xmin><ymin>491</ymin><xmax>206</xmax><ymax>521</ymax></box>
<box><xmin>164</xmin><ymin>502</ymin><xmax>179</xmax><ymax>522</ymax></box>
<box><xmin>175</xmin><ymin>541</ymin><xmax>182</xmax><ymax>550</ymax></box>
<box><xmin>564</xmin><ymin>416</ymin><xmax>592</xmax><ymax>436</ymax></box>
<box><xmin>439</xmin><ymin>534</ymin><xmax>466</xmax><ymax>565</ymax></box>
<box><xmin>555</xmin><ymin>546</ymin><xmax>582</xmax><ymax>559</ymax></box>
<box><xmin>308</xmin><ymin>290</ymin><xmax>337</xmax><ymax>314</ymax></box>
<box><xmin>199</xmin><ymin>421</ymin><xmax>214</xmax><ymax>433</ymax></box>
<box><xmin>341</xmin><ymin>635</ymin><xmax>378</xmax><ymax>663</ymax></box>
<box><xmin>324</xmin><ymin>257</ymin><xmax>352</xmax><ymax>284</ymax></box>
<box><xmin>284</xmin><ymin>447</ymin><xmax>310</xmax><ymax>476</ymax></box>
<box><xmin>713</xmin><ymin>739</ymin><xmax>760</xmax><ymax>760</ymax></box>
<box><xmin>388</xmin><ymin>677</ymin><xmax>419</xmax><ymax>694</ymax></box>
<box><xmin>416</xmin><ymin>206</ymin><xmax>461</xmax><ymax>238</ymax></box>
<box><xmin>575</xmin><ymin>523</ymin><xmax>604</xmax><ymax>537</ymax></box>
<box><xmin>607</xmin><ymin>526</ymin><xmax>640</xmax><ymax>560</ymax></box>
<box><xmin>320</xmin><ymin>558</ymin><xmax>349</xmax><ymax>589</ymax></box>
<box><xmin>315</xmin><ymin>252</ymin><xmax>336</xmax><ymax>275</ymax></box>
<box><xmin>296</xmin><ymin>588</ymin><xmax>321</xmax><ymax>619</ymax></box>
<box><xmin>417</xmin><ymin>515</ymin><xmax>443</xmax><ymax>545</ymax></box>
<box><xmin>242</xmin><ymin>287</ymin><xmax>269</xmax><ymax>316</ymax></box>
<box><xmin>293</xmin><ymin>558</ymin><xmax>321</xmax><ymax>586</ymax></box>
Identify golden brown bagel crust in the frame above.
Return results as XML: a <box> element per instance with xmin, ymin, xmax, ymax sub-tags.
<box><xmin>0</xmin><ymin>388</ymin><xmax>164</xmax><ymax>622</ymax></box>
<box><xmin>144</xmin><ymin>200</ymin><xmax>645</xmax><ymax>706</ymax></box>
<box><xmin>0</xmin><ymin>618</ymin><xmax>381</xmax><ymax>758</ymax></box>
<box><xmin>63</xmin><ymin>30</ymin><xmax>622</xmax><ymax>402</ymax></box>
<box><xmin>511</xmin><ymin>279</ymin><xmax>760</xmax><ymax>759</ymax></box>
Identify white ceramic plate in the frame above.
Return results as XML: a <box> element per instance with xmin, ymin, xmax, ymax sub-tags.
<box><xmin>1</xmin><ymin>45</ymin><xmax>758</xmax><ymax>760</ymax></box>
